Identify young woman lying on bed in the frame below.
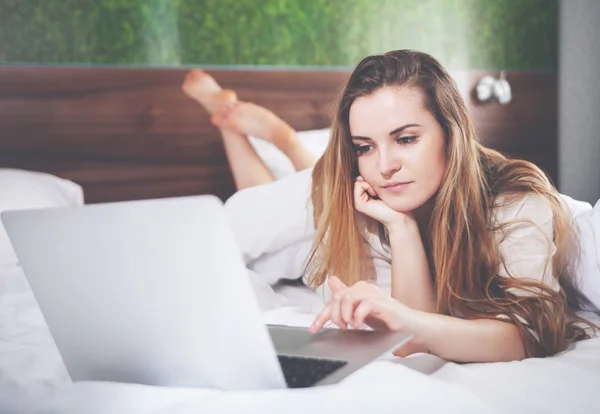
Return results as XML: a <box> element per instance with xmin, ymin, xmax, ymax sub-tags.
<box><xmin>182</xmin><ymin>49</ymin><xmax>598</xmax><ymax>363</ymax></box>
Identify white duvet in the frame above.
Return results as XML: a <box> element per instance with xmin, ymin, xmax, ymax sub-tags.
<box><xmin>1</xmin><ymin>262</ymin><xmax>600</xmax><ymax>414</ymax></box>
<box><xmin>1</xmin><ymin>177</ymin><xmax>600</xmax><ymax>413</ymax></box>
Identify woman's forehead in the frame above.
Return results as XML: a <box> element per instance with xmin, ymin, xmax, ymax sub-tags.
<box><xmin>349</xmin><ymin>87</ymin><xmax>427</xmax><ymax>136</ymax></box>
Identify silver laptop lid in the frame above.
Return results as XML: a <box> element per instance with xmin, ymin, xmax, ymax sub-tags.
<box><xmin>2</xmin><ymin>195</ymin><xmax>286</xmax><ymax>390</ymax></box>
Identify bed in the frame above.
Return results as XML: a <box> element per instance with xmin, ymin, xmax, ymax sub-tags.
<box><xmin>2</xmin><ymin>66</ymin><xmax>600</xmax><ymax>414</ymax></box>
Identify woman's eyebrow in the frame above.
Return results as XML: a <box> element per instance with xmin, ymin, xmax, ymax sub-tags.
<box><xmin>351</xmin><ymin>123</ymin><xmax>421</xmax><ymax>141</ymax></box>
<box><xmin>388</xmin><ymin>123</ymin><xmax>421</xmax><ymax>135</ymax></box>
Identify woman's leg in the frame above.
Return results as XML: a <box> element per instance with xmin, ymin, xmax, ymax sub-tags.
<box><xmin>181</xmin><ymin>70</ymin><xmax>275</xmax><ymax>190</ymax></box>
<box><xmin>212</xmin><ymin>102</ymin><xmax>318</xmax><ymax>172</ymax></box>
<box><xmin>219</xmin><ymin>129</ymin><xmax>276</xmax><ymax>190</ymax></box>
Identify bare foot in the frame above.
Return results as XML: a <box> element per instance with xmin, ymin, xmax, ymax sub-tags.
<box><xmin>181</xmin><ymin>69</ymin><xmax>237</xmax><ymax>114</ymax></box>
<box><xmin>211</xmin><ymin>102</ymin><xmax>295</xmax><ymax>149</ymax></box>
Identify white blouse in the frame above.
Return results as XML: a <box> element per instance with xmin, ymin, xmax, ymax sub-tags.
<box><xmin>224</xmin><ymin>168</ymin><xmax>563</xmax><ymax>305</ymax></box>
<box><xmin>362</xmin><ymin>192</ymin><xmax>560</xmax><ymax>298</ymax></box>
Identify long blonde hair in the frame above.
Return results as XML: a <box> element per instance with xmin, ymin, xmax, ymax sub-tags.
<box><xmin>306</xmin><ymin>49</ymin><xmax>596</xmax><ymax>357</ymax></box>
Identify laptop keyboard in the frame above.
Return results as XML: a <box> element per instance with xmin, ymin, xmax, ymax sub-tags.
<box><xmin>277</xmin><ymin>355</ymin><xmax>348</xmax><ymax>388</ymax></box>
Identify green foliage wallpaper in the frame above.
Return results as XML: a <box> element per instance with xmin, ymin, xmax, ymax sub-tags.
<box><xmin>0</xmin><ymin>0</ymin><xmax>557</xmax><ymax>70</ymax></box>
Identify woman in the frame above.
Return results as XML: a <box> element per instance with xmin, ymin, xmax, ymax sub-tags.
<box><xmin>183</xmin><ymin>50</ymin><xmax>597</xmax><ymax>363</ymax></box>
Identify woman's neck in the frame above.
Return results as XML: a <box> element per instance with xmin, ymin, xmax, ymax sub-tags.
<box><xmin>414</xmin><ymin>200</ymin><xmax>434</xmax><ymax>235</ymax></box>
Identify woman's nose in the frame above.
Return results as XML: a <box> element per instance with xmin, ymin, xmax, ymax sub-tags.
<box><xmin>379</xmin><ymin>150</ymin><xmax>402</xmax><ymax>178</ymax></box>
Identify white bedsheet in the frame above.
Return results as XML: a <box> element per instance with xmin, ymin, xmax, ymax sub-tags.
<box><xmin>1</xmin><ymin>263</ymin><xmax>600</xmax><ymax>414</ymax></box>
<box><xmin>2</xmin><ymin>184</ymin><xmax>600</xmax><ymax>414</ymax></box>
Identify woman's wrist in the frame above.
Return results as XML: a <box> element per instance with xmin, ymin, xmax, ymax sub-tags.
<box><xmin>406</xmin><ymin>309</ymin><xmax>440</xmax><ymax>351</ymax></box>
<box><xmin>386</xmin><ymin>215</ymin><xmax>420</xmax><ymax>241</ymax></box>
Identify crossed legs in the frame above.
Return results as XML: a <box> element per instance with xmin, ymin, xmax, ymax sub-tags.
<box><xmin>181</xmin><ymin>70</ymin><xmax>317</xmax><ymax>191</ymax></box>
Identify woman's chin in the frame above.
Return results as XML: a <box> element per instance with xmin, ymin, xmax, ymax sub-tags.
<box><xmin>383</xmin><ymin>198</ymin><xmax>422</xmax><ymax>214</ymax></box>
<box><xmin>384</xmin><ymin>200</ymin><xmax>419</xmax><ymax>214</ymax></box>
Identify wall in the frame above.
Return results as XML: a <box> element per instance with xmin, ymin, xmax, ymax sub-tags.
<box><xmin>0</xmin><ymin>0</ymin><xmax>557</xmax><ymax>70</ymax></box>
<box><xmin>559</xmin><ymin>0</ymin><xmax>600</xmax><ymax>203</ymax></box>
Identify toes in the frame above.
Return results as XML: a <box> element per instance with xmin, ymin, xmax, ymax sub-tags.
<box><xmin>187</xmin><ymin>69</ymin><xmax>208</xmax><ymax>83</ymax></box>
<box><xmin>190</xmin><ymin>69</ymin><xmax>206</xmax><ymax>77</ymax></box>
<box><xmin>183</xmin><ymin>69</ymin><xmax>204</xmax><ymax>87</ymax></box>
<box><xmin>182</xmin><ymin>71</ymin><xmax>239</xmax><ymax>116</ymax></box>
<box><xmin>182</xmin><ymin>69</ymin><xmax>219</xmax><ymax>94</ymax></box>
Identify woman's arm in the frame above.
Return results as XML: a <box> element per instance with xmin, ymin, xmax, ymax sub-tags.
<box><xmin>352</xmin><ymin>177</ymin><xmax>436</xmax><ymax>312</ymax></box>
<box><xmin>387</xmin><ymin>222</ymin><xmax>525</xmax><ymax>361</ymax></box>
<box><xmin>311</xmin><ymin>276</ymin><xmax>527</xmax><ymax>363</ymax></box>
<box><xmin>388</xmin><ymin>220</ymin><xmax>436</xmax><ymax>313</ymax></box>
<box><xmin>414</xmin><ymin>312</ymin><xmax>526</xmax><ymax>362</ymax></box>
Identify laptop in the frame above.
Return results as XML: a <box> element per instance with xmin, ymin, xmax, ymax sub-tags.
<box><xmin>1</xmin><ymin>195</ymin><xmax>412</xmax><ymax>390</ymax></box>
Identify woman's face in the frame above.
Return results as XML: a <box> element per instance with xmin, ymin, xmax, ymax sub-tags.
<box><xmin>349</xmin><ymin>86</ymin><xmax>447</xmax><ymax>213</ymax></box>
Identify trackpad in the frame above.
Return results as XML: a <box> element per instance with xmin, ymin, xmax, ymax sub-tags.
<box><xmin>268</xmin><ymin>324</ymin><xmax>411</xmax><ymax>360</ymax></box>
<box><xmin>269</xmin><ymin>326</ymin><xmax>315</xmax><ymax>352</ymax></box>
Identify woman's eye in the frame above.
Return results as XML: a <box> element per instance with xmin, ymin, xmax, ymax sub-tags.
<box><xmin>397</xmin><ymin>136</ymin><xmax>418</xmax><ymax>144</ymax></box>
<box><xmin>355</xmin><ymin>145</ymin><xmax>373</xmax><ymax>155</ymax></box>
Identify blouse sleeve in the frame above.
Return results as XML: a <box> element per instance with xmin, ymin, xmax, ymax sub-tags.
<box><xmin>494</xmin><ymin>193</ymin><xmax>560</xmax><ymax>297</ymax></box>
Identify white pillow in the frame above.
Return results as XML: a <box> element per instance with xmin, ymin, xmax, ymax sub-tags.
<box><xmin>0</xmin><ymin>169</ymin><xmax>84</xmax><ymax>269</ymax></box>
<box><xmin>248</xmin><ymin>128</ymin><xmax>331</xmax><ymax>179</ymax></box>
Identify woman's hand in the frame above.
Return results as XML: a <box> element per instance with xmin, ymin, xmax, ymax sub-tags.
<box><xmin>354</xmin><ymin>176</ymin><xmax>414</xmax><ymax>230</ymax></box>
<box><xmin>309</xmin><ymin>276</ymin><xmax>423</xmax><ymax>334</ymax></box>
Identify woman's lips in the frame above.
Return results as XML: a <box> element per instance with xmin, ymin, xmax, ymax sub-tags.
<box><xmin>382</xmin><ymin>182</ymin><xmax>412</xmax><ymax>192</ymax></box>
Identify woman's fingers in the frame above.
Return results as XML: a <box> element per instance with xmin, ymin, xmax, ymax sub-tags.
<box><xmin>310</xmin><ymin>281</ymin><xmax>400</xmax><ymax>333</ymax></box>
<box><xmin>341</xmin><ymin>293</ymin><xmax>360</xmax><ymax>326</ymax></box>
<box><xmin>356</xmin><ymin>176</ymin><xmax>377</xmax><ymax>196</ymax></box>
<box><xmin>354</xmin><ymin>181</ymin><xmax>371</xmax><ymax>209</ymax></box>
<box><xmin>329</xmin><ymin>292</ymin><xmax>346</xmax><ymax>329</ymax></box>
<box><xmin>328</xmin><ymin>277</ymin><xmax>348</xmax><ymax>328</ymax></box>
<box><xmin>358</xmin><ymin>178</ymin><xmax>377</xmax><ymax>198</ymax></box>
<box><xmin>328</xmin><ymin>275</ymin><xmax>347</xmax><ymax>292</ymax></box>
<box><xmin>354</xmin><ymin>180</ymin><xmax>365</xmax><ymax>200</ymax></box>
<box><xmin>353</xmin><ymin>299</ymin><xmax>400</xmax><ymax>330</ymax></box>
<box><xmin>354</xmin><ymin>179</ymin><xmax>379</xmax><ymax>207</ymax></box>
<box><xmin>311</xmin><ymin>278</ymin><xmax>350</xmax><ymax>333</ymax></box>
<box><xmin>309</xmin><ymin>305</ymin><xmax>331</xmax><ymax>333</ymax></box>
<box><xmin>352</xmin><ymin>300</ymin><xmax>374</xmax><ymax>328</ymax></box>
<box><xmin>311</xmin><ymin>285</ymin><xmax>359</xmax><ymax>332</ymax></box>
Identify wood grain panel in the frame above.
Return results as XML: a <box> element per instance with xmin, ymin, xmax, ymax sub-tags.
<box><xmin>0</xmin><ymin>66</ymin><xmax>556</xmax><ymax>203</ymax></box>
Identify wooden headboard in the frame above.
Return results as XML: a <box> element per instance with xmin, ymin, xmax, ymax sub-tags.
<box><xmin>0</xmin><ymin>66</ymin><xmax>556</xmax><ymax>203</ymax></box>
